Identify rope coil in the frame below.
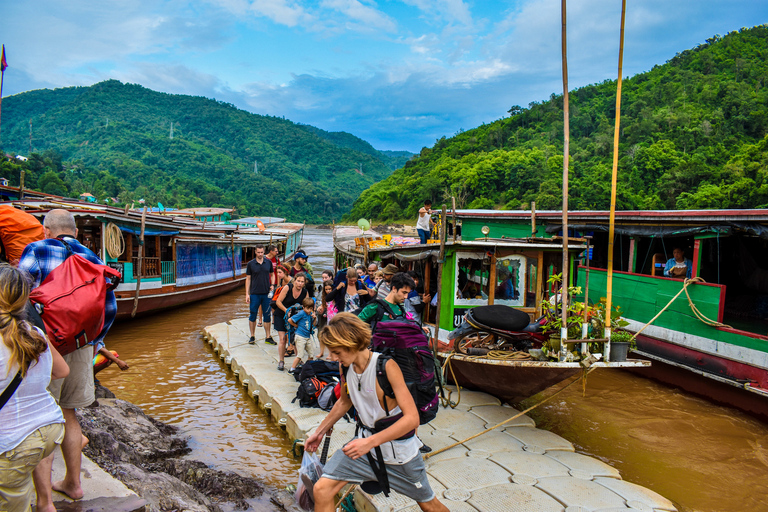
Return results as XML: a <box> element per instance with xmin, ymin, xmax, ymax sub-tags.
<box><xmin>105</xmin><ymin>222</ymin><xmax>125</xmax><ymax>259</ymax></box>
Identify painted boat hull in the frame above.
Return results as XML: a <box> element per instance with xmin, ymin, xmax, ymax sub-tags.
<box><xmin>115</xmin><ymin>276</ymin><xmax>244</xmax><ymax>320</ymax></box>
<box><xmin>630</xmin><ymin>332</ymin><xmax>768</xmax><ymax>420</ymax></box>
<box><xmin>439</xmin><ymin>353</ymin><xmax>580</xmax><ymax>404</ymax></box>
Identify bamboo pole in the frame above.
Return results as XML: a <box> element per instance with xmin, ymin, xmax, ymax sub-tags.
<box><xmin>451</xmin><ymin>196</ymin><xmax>457</xmax><ymax>243</ymax></box>
<box><xmin>18</xmin><ymin>170</ymin><xmax>25</xmax><ymax>210</ymax></box>
<box><xmin>581</xmin><ymin>237</ymin><xmax>591</xmax><ymax>355</ymax></box>
<box><xmin>433</xmin><ymin>205</ymin><xmax>447</xmax><ymax>346</ymax></box>
<box><xmin>531</xmin><ymin>201</ymin><xmax>536</xmax><ymax>237</ymax></box>
<box><xmin>131</xmin><ymin>206</ymin><xmax>147</xmax><ymax>318</ymax></box>
<box><xmin>604</xmin><ymin>0</ymin><xmax>627</xmax><ymax>361</ymax></box>
<box><xmin>559</xmin><ymin>0</ymin><xmax>571</xmax><ymax>360</ymax></box>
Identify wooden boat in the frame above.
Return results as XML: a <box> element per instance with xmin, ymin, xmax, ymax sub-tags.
<box><xmin>333</xmin><ymin>218</ymin><xmax>649</xmax><ymax>404</ymax></box>
<box><xmin>1</xmin><ymin>186</ymin><xmax>303</xmax><ymax>320</ymax></box>
<box><xmin>449</xmin><ymin>208</ymin><xmax>768</xmax><ymax>419</ymax></box>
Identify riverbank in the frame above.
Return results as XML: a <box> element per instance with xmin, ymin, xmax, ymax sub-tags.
<box><xmin>72</xmin><ymin>384</ymin><xmax>295</xmax><ymax>511</ymax></box>
<box><xmin>204</xmin><ymin>317</ymin><xmax>678</xmax><ymax>512</ymax></box>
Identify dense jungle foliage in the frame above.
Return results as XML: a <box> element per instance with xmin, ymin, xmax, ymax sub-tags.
<box><xmin>0</xmin><ymin>80</ymin><xmax>400</xmax><ymax>222</ymax></box>
<box><xmin>346</xmin><ymin>25</ymin><xmax>768</xmax><ymax>221</ymax></box>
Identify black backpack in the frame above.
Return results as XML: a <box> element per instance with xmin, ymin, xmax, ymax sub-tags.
<box><xmin>293</xmin><ymin>360</ymin><xmax>340</xmax><ymax>408</ymax></box>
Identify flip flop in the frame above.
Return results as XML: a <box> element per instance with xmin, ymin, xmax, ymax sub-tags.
<box><xmin>257</xmin><ymin>320</ymin><xmax>263</xmax><ymax>327</ymax></box>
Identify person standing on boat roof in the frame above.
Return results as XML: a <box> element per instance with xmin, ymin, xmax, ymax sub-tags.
<box><xmin>374</xmin><ymin>264</ymin><xmax>399</xmax><ymax>300</ymax></box>
<box><xmin>664</xmin><ymin>247</ymin><xmax>692</xmax><ymax>279</ymax></box>
<box><xmin>18</xmin><ymin>209</ymin><xmax>117</xmax><ymax>509</ymax></box>
<box><xmin>416</xmin><ymin>199</ymin><xmax>433</xmax><ymax>245</ymax></box>
<box><xmin>245</xmin><ymin>245</ymin><xmax>274</xmax><ymax>345</ymax></box>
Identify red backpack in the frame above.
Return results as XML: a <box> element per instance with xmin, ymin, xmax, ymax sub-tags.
<box><xmin>29</xmin><ymin>238</ymin><xmax>121</xmax><ymax>355</ymax></box>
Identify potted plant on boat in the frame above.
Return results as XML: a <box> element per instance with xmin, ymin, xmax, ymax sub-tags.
<box><xmin>607</xmin><ymin>330</ymin><xmax>634</xmax><ymax>362</ymax></box>
<box><xmin>540</xmin><ymin>273</ymin><xmax>587</xmax><ymax>360</ymax></box>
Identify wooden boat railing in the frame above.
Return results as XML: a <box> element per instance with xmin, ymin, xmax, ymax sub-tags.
<box><xmin>132</xmin><ymin>257</ymin><xmax>161</xmax><ymax>278</ymax></box>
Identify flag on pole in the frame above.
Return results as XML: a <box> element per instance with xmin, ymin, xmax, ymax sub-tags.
<box><xmin>1</xmin><ymin>45</ymin><xmax>7</xmax><ymax>73</ymax></box>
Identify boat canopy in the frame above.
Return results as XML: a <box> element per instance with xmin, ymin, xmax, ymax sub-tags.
<box><xmin>117</xmin><ymin>225</ymin><xmax>180</xmax><ymax>237</ymax></box>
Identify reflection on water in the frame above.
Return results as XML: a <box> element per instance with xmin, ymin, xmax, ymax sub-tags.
<box><xmin>97</xmin><ymin>228</ymin><xmax>768</xmax><ymax>510</ymax></box>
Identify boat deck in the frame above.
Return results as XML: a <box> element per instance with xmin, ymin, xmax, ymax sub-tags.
<box><xmin>203</xmin><ymin>318</ymin><xmax>677</xmax><ymax>512</ymax></box>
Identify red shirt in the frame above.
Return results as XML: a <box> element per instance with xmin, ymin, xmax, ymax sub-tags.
<box><xmin>269</xmin><ymin>255</ymin><xmax>280</xmax><ymax>285</ymax></box>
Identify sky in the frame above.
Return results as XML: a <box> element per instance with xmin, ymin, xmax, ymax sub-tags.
<box><xmin>1</xmin><ymin>1</ymin><xmax>767</xmax><ymax>152</ymax></box>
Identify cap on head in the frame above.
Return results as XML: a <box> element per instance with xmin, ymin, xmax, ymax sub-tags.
<box><xmin>294</xmin><ymin>250</ymin><xmax>308</xmax><ymax>260</ymax></box>
<box><xmin>382</xmin><ymin>264</ymin><xmax>399</xmax><ymax>275</ymax></box>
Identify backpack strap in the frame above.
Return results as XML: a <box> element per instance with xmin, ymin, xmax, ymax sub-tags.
<box><xmin>370</xmin><ymin>299</ymin><xmax>404</xmax><ymax>332</ymax></box>
<box><xmin>375</xmin><ymin>354</ymin><xmax>395</xmax><ymax>400</ymax></box>
<box><xmin>0</xmin><ymin>370</ymin><xmax>22</xmax><ymax>411</ymax></box>
<box><xmin>55</xmin><ymin>235</ymin><xmax>75</xmax><ymax>256</ymax></box>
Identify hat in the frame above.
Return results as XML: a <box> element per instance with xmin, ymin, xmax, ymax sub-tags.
<box><xmin>294</xmin><ymin>250</ymin><xmax>308</xmax><ymax>260</ymax></box>
<box><xmin>382</xmin><ymin>264</ymin><xmax>399</xmax><ymax>275</ymax></box>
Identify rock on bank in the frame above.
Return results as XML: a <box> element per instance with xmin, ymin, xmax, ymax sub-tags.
<box><xmin>77</xmin><ymin>385</ymin><xmax>296</xmax><ymax>511</ymax></box>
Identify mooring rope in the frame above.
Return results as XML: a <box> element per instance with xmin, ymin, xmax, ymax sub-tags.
<box><xmin>105</xmin><ymin>222</ymin><xmax>125</xmax><ymax>259</ymax></box>
<box><xmin>631</xmin><ymin>276</ymin><xmax>730</xmax><ymax>342</ymax></box>
<box><xmin>424</xmin><ymin>365</ymin><xmax>597</xmax><ymax>460</ymax></box>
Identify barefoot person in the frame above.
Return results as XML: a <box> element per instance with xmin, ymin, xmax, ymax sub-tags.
<box><xmin>0</xmin><ymin>265</ymin><xmax>69</xmax><ymax>511</ymax></box>
<box><xmin>304</xmin><ymin>314</ymin><xmax>448</xmax><ymax>512</ymax></box>
<box><xmin>18</xmin><ymin>209</ymin><xmax>117</xmax><ymax>508</ymax></box>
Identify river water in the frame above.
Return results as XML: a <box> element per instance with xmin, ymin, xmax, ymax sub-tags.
<box><xmin>97</xmin><ymin>228</ymin><xmax>768</xmax><ymax>512</ymax></box>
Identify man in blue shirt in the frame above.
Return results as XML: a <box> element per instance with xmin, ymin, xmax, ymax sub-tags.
<box><xmin>19</xmin><ymin>209</ymin><xmax>117</xmax><ymax>508</ymax></box>
<box><xmin>664</xmin><ymin>247</ymin><xmax>692</xmax><ymax>279</ymax></box>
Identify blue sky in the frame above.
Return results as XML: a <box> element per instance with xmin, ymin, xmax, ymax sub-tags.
<box><xmin>1</xmin><ymin>1</ymin><xmax>766</xmax><ymax>152</ymax></box>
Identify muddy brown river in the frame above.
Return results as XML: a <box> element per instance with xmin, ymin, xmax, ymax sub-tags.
<box><xmin>97</xmin><ymin>228</ymin><xmax>768</xmax><ymax>511</ymax></box>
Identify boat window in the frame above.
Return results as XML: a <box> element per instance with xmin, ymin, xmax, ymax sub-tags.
<box><xmin>494</xmin><ymin>255</ymin><xmax>526</xmax><ymax>307</ymax></box>
<box><xmin>455</xmin><ymin>252</ymin><xmax>491</xmax><ymax>306</ymax></box>
<box><xmin>527</xmin><ymin>259</ymin><xmax>537</xmax><ymax>307</ymax></box>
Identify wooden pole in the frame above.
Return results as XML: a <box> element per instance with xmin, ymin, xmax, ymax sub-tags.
<box><xmin>488</xmin><ymin>251</ymin><xmax>497</xmax><ymax>305</ymax></box>
<box><xmin>18</xmin><ymin>170</ymin><xmax>25</xmax><ymax>210</ymax></box>
<box><xmin>560</xmin><ymin>0</ymin><xmax>571</xmax><ymax>360</ymax></box>
<box><xmin>581</xmin><ymin>237</ymin><xmax>591</xmax><ymax>354</ymax></box>
<box><xmin>433</xmin><ymin>205</ymin><xmax>448</xmax><ymax>346</ymax></box>
<box><xmin>451</xmin><ymin>197</ymin><xmax>457</xmax><ymax>243</ymax></box>
<box><xmin>604</xmin><ymin>0</ymin><xmax>627</xmax><ymax>361</ymax></box>
<box><xmin>531</xmin><ymin>201</ymin><xmax>536</xmax><ymax>237</ymax></box>
<box><xmin>231</xmin><ymin>232</ymin><xmax>236</xmax><ymax>279</ymax></box>
<box><xmin>131</xmin><ymin>206</ymin><xmax>147</xmax><ymax>318</ymax></box>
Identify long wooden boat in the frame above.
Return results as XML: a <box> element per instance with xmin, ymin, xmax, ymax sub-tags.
<box><xmin>1</xmin><ymin>187</ymin><xmax>303</xmax><ymax>320</ymax></box>
<box><xmin>450</xmin><ymin>208</ymin><xmax>768</xmax><ymax>419</ymax></box>
<box><xmin>333</xmin><ymin>217</ymin><xmax>649</xmax><ymax>404</ymax></box>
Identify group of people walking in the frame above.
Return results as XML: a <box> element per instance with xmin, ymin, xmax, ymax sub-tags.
<box><xmin>1</xmin><ymin>209</ymin><xmax>120</xmax><ymax>511</ymax></box>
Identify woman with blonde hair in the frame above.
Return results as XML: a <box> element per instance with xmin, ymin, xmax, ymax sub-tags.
<box><xmin>0</xmin><ymin>265</ymin><xmax>69</xmax><ymax>510</ymax></box>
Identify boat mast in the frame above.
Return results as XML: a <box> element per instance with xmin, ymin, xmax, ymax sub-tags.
<box><xmin>604</xmin><ymin>0</ymin><xmax>628</xmax><ymax>359</ymax></box>
<box><xmin>559</xmin><ymin>0</ymin><xmax>570</xmax><ymax>357</ymax></box>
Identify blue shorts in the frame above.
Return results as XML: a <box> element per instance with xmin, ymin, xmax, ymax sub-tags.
<box><xmin>417</xmin><ymin>228</ymin><xmax>429</xmax><ymax>244</ymax></box>
<box><xmin>249</xmin><ymin>294</ymin><xmax>271</xmax><ymax>322</ymax></box>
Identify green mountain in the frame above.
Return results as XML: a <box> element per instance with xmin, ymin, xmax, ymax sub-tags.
<box><xmin>346</xmin><ymin>25</ymin><xmax>768</xmax><ymax>221</ymax></box>
<box><xmin>0</xmin><ymin>80</ymin><xmax>395</xmax><ymax>222</ymax></box>
<box><xmin>298</xmin><ymin>125</ymin><xmax>414</xmax><ymax>171</ymax></box>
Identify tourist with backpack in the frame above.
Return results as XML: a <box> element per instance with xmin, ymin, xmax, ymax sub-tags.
<box><xmin>274</xmin><ymin>272</ymin><xmax>309</xmax><ymax>371</ymax></box>
<box><xmin>304</xmin><ymin>313</ymin><xmax>448</xmax><ymax>512</ymax></box>
<box><xmin>358</xmin><ymin>272</ymin><xmax>414</xmax><ymax>326</ymax></box>
<box><xmin>0</xmin><ymin>265</ymin><xmax>70</xmax><ymax>511</ymax></box>
<box><xmin>17</xmin><ymin>209</ymin><xmax>118</xmax><ymax>509</ymax></box>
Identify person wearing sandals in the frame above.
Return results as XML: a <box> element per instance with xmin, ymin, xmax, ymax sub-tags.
<box><xmin>0</xmin><ymin>265</ymin><xmax>70</xmax><ymax>512</ymax></box>
<box><xmin>245</xmin><ymin>246</ymin><xmax>274</xmax><ymax>345</ymax></box>
<box><xmin>274</xmin><ymin>273</ymin><xmax>309</xmax><ymax>371</ymax></box>
<box><xmin>304</xmin><ymin>313</ymin><xmax>448</xmax><ymax>512</ymax></box>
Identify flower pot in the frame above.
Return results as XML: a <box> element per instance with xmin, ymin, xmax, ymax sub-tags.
<box><xmin>609</xmin><ymin>341</ymin><xmax>630</xmax><ymax>362</ymax></box>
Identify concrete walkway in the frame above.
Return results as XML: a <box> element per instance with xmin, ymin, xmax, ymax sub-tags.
<box><xmin>204</xmin><ymin>318</ymin><xmax>677</xmax><ymax>512</ymax></box>
<box><xmin>34</xmin><ymin>446</ymin><xmax>145</xmax><ymax>511</ymax></box>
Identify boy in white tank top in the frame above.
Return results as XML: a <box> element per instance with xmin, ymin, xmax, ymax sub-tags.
<box><xmin>304</xmin><ymin>313</ymin><xmax>448</xmax><ymax>512</ymax></box>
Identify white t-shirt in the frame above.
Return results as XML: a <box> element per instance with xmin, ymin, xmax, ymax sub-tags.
<box><xmin>416</xmin><ymin>209</ymin><xmax>431</xmax><ymax>231</ymax></box>
<box><xmin>346</xmin><ymin>352</ymin><xmax>422</xmax><ymax>464</ymax></box>
<box><xmin>0</xmin><ymin>334</ymin><xmax>64</xmax><ymax>452</ymax></box>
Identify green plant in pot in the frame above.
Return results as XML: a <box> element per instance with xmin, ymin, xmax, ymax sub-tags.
<box><xmin>608</xmin><ymin>330</ymin><xmax>635</xmax><ymax>362</ymax></box>
<box><xmin>540</xmin><ymin>273</ymin><xmax>587</xmax><ymax>360</ymax></box>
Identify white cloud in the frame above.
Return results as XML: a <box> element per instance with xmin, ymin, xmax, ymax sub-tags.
<box><xmin>402</xmin><ymin>0</ymin><xmax>473</xmax><ymax>27</ymax></box>
<box><xmin>247</xmin><ymin>0</ymin><xmax>310</xmax><ymax>27</ymax></box>
<box><xmin>321</xmin><ymin>0</ymin><xmax>397</xmax><ymax>32</ymax></box>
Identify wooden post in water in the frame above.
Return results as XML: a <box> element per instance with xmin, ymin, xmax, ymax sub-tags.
<box><xmin>604</xmin><ymin>0</ymin><xmax>627</xmax><ymax>361</ymax></box>
<box><xmin>131</xmin><ymin>206</ymin><xmax>147</xmax><ymax>318</ymax></box>
<box><xmin>559</xmin><ymin>0</ymin><xmax>571</xmax><ymax>360</ymax></box>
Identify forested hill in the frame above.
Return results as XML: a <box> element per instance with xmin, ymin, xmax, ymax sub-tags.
<box><xmin>346</xmin><ymin>25</ymin><xmax>768</xmax><ymax>221</ymax></box>
<box><xmin>299</xmin><ymin>125</ymin><xmax>414</xmax><ymax>170</ymax></box>
<box><xmin>0</xmin><ymin>80</ymin><xmax>395</xmax><ymax>222</ymax></box>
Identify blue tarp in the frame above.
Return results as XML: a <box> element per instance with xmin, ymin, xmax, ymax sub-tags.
<box><xmin>118</xmin><ymin>225</ymin><xmax>180</xmax><ymax>236</ymax></box>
